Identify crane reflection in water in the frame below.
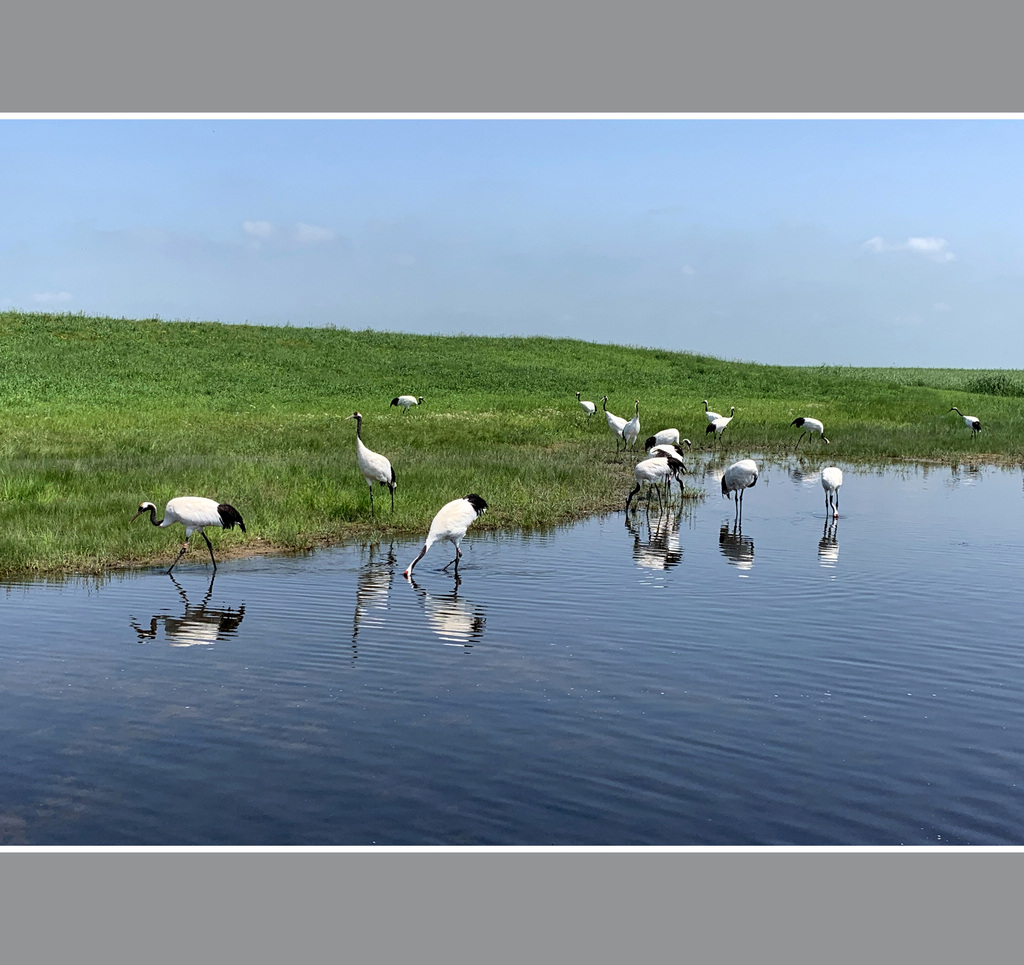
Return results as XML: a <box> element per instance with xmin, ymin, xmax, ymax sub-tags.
<box><xmin>818</xmin><ymin>518</ymin><xmax>839</xmax><ymax>568</ymax></box>
<box><xmin>625</xmin><ymin>506</ymin><xmax>684</xmax><ymax>572</ymax></box>
<box><xmin>351</xmin><ymin>542</ymin><xmax>397</xmax><ymax>658</ymax></box>
<box><xmin>407</xmin><ymin>574</ymin><xmax>486</xmax><ymax>648</ymax></box>
<box><xmin>130</xmin><ymin>575</ymin><xmax>245</xmax><ymax>646</ymax></box>
<box><xmin>719</xmin><ymin>519</ymin><xmax>754</xmax><ymax>573</ymax></box>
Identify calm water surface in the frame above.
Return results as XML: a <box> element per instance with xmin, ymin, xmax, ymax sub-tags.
<box><xmin>2</xmin><ymin>458</ymin><xmax>1022</xmax><ymax>846</ymax></box>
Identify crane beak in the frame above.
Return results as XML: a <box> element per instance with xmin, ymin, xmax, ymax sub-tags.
<box><xmin>130</xmin><ymin>510</ymin><xmax>144</xmax><ymax>524</ymax></box>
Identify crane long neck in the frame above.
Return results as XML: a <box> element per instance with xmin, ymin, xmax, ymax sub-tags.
<box><xmin>145</xmin><ymin>505</ymin><xmax>164</xmax><ymax>527</ymax></box>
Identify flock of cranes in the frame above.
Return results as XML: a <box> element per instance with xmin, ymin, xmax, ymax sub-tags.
<box><xmin>132</xmin><ymin>388</ymin><xmax>978</xmax><ymax>577</ymax></box>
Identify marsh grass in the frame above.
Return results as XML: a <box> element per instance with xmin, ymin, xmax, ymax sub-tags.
<box><xmin>1</xmin><ymin>311</ymin><xmax>1022</xmax><ymax>575</ymax></box>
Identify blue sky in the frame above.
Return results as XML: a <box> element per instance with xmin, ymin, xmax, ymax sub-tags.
<box><xmin>2</xmin><ymin>116</ymin><xmax>1022</xmax><ymax>367</ymax></box>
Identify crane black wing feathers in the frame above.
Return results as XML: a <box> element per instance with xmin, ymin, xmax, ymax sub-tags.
<box><xmin>390</xmin><ymin>398</ymin><xmax>400</xmax><ymax>406</ymax></box>
<box><xmin>217</xmin><ymin>503</ymin><xmax>246</xmax><ymax>532</ymax></box>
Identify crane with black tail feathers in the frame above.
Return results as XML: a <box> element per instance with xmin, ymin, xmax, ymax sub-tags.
<box><xmin>346</xmin><ymin>411</ymin><xmax>396</xmax><ymax>515</ymax></box>
<box><xmin>131</xmin><ymin>496</ymin><xmax>246</xmax><ymax>574</ymax></box>
<box><xmin>404</xmin><ymin>494</ymin><xmax>488</xmax><ymax>578</ymax></box>
<box><xmin>721</xmin><ymin>459</ymin><xmax>758</xmax><ymax>520</ymax></box>
<box><xmin>948</xmin><ymin>406</ymin><xmax>981</xmax><ymax>438</ymax></box>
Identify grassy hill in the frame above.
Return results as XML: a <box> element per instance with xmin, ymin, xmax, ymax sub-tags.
<box><xmin>1</xmin><ymin>310</ymin><xmax>1020</xmax><ymax>575</ymax></box>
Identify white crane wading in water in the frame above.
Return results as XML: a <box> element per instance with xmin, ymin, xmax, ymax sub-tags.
<box><xmin>131</xmin><ymin>496</ymin><xmax>246</xmax><ymax>574</ymax></box>
<box><xmin>821</xmin><ymin>466</ymin><xmax>843</xmax><ymax>518</ymax></box>
<box><xmin>404</xmin><ymin>494</ymin><xmax>488</xmax><ymax>578</ymax></box>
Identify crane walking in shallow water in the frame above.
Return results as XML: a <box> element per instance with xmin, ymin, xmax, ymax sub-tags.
<box><xmin>821</xmin><ymin>466</ymin><xmax>843</xmax><ymax>518</ymax></box>
<box><xmin>131</xmin><ymin>496</ymin><xmax>246</xmax><ymax>574</ymax></box>
<box><xmin>625</xmin><ymin>451</ymin><xmax>687</xmax><ymax>513</ymax></box>
<box><xmin>948</xmin><ymin>406</ymin><xmax>981</xmax><ymax>438</ymax></box>
<box><xmin>346</xmin><ymin>411</ymin><xmax>396</xmax><ymax>515</ymax></box>
<box><xmin>404</xmin><ymin>494</ymin><xmax>488</xmax><ymax>578</ymax></box>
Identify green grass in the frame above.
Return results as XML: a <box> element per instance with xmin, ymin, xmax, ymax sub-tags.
<box><xmin>1</xmin><ymin>310</ymin><xmax>1021</xmax><ymax>576</ymax></box>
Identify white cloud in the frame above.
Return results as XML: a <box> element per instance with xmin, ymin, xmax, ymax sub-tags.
<box><xmin>293</xmin><ymin>222</ymin><xmax>336</xmax><ymax>244</ymax></box>
<box><xmin>243</xmin><ymin>220</ymin><xmax>274</xmax><ymax>239</ymax></box>
<box><xmin>681</xmin><ymin>264</ymin><xmax>696</xmax><ymax>276</ymax></box>
<box><xmin>863</xmin><ymin>235</ymin><xmax>955</xmax><ymax>263</ymax></box>
<box><xmin>32</xmin><ymin>291</ymin><xmax>73</xmax><ymax>304</ymax></box>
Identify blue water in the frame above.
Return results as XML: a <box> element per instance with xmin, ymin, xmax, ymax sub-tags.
<box><xmin>1</xmin><ymin>458</ymin><xmax>1022</xmax><ymax>846</ymax></box>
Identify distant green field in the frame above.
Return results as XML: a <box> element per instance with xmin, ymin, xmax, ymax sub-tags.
<box><xmin>1</xmin><ymin>311</ymin><xmax>1020</xmax><ymax>576</ymax></box>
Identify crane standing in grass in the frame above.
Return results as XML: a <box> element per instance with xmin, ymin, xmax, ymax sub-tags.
<box><xmin>621</xmin><ymin>400</ymin><xmax>641</xmax><ymax>451</ymax></box>
<box><xmin>131</xmin><ymin>496</ymin><xmax>246</xmax><ymax>574</ymax></box>
<box><xmin>575</xmin><ymin>392</ymin><xmax>597</xmax><ymax>420</ymax></box>
<box><xmin>706</xmin><ymin>406</ymin><xmax>735</xmax><ymax>443</ymax></box>
<box><xmin>948</xmin><ymin>406</ymin><xmax>981</xmax><ymax>439</ymax></box>
<box><xmin>346</xmin><ymin>411</ymin><xmax>396</xmax><ymax>515</ymax></box>
<box><xmin>390</xmin><ymin>395</ymin><xmax>424</xmax><ymax>412</ymax></box>
<box><xmin>703</xmin><ymin>400</ymin><xmax>723</xmax><ymax>423</ymax></box>
<box><xmin>404</xmin><ymin>494</ymin><xmax>489</xmax><ymax>578</ymax></box>
<box><xmin>602</xmin><ymin>396</ymin><xmax>628</xmax><ymax>452</ymax></box>
<box><xmin>790</xmin><ymin>416</ymin><xmax>830</xmax><ymax>446</ymax></box>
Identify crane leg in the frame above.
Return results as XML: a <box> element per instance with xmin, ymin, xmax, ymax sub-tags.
<box><xmin>390</xmin><ymin>486</ymin><xmax>395</xmax><ymax>512</ymax></box>
<box><xmin>442</xmin><ymin>545</ymin><xmax>462</xmax><ymax>573</ymax></box>
<box><xmin>168</xmin><ymin>538</ymin><xmax>190</xmax><ymax>574</ymax></box>
<box><xmin>368</xmin><ymin>483</ymin><xmax>375</xmax><ymax>516</ymax></box>
<box><xmin>201</xmin><ymin>530</ymin><xmax>218</xmax><ymax>570</ymax></box>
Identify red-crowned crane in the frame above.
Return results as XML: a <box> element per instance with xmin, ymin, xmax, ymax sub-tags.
<box><xmin>644</xmin><ymin>428</ymin><xmax>680</xmax><ymax>450</ymax></box>
<box><xmin>602</xmin><ymin>396</ymin><xmax>628</xmax><ymax>451</ymax></box>
<box><xmin>346</xmin><ymin>411</ymin><xmax>396</xmax><ymax>514</ymax></box>
<box><xmin>575</xmin><ymin>392</ymin><xmax>597</xmax><ymax>419</ymax></box>
<box><xmin>625</xmin><ymin>451</ymin><xmax>687</xmax><ymax>513</ymax></box>
<box><xmin>703</xmin><ymin>400</ymin><xmax>723</xmax><ymax>423</ymax></box>
<box><xmin>404</xmin><ymin>494</ymin><xmax>488</xmax><ymax>578</ymax></box>
<box><xmin>390</xmin><ymin>395</ymin><xmax>423</xmax><ymax>412</ymax></box>
<box><xmin>646</xmin><ymin>440</ymin><xmax>692</xmax><ymax>497</ymax></box>
<box><xmin>706</xmin><ymin>406</ymin><xmax>735</xmax><ymax>443</ymax></box>
<box><xmin>721</xmin><ymin>458</ymin><xmax>758</xmax><ymax>520</ymax></box>
<box><xmin>621</xmin><ymin>399</ymin><xmax>641</xmax><ymax>451</ymax></box>
<box><xmin>821</xmin><ymin>466</ymin><xmax>843</xmax><ymax>518</ymax></box>
<box><xmin>948</xmin><ymin>406</ymin><xmax>980</xmax><ymax>438</ymax></box>
<box><xmin>131</xmin><ymin>496</ymin><xmax>246</xmax><ymax>574</ymax></box>
<box><xmin>791</xmin><ymin>416</ymin><xmax>829</xmax><ymax>445</ymax></box>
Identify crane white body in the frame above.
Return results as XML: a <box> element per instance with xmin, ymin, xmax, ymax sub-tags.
<box><xmin>644</xmin><ymin>428</ymin><xmax>680</xmax><ymax>450</ymax></box>
<box><xmin>703</xmin><ymin>400</ymin><xmax>723</xmax><ymax>424</ymax></box>
<box><xmin>346</xmin><ymin>411</ymin><xmax>396</xmax><ymax>514</ymax></box>
<box><xmin>721</xmin><ymin>458</ymin><xmax>758</xmax><ymax>517</ymax></box>
<box><xmin>821</xmin><ymin>466</ymin><xmax>843</xmax><ymax>518</ymax></box>
<box><xmin>706</xmin><ymin>406</ymin><xmax>735</xmax><ymax>442</ymax></box>
<box><xmin>575</xmin><ymin>392</ymin><xmax>597</xmax><ymax>419</ymax></box>
<box><xmin>625</xmin><ymin>452</ymin><xmax>687</xmax><ymax>512</ymax></box>
<box><xmin>404</xmin><ymin>494</ymin><xmax>488</xmax><ymax>578</ymax></box>
<box><xmin>390</xmin><ymin>395</ymin><xmax>423</xmax><ymax>412</ymax></box>
<box><xmin>132</xmin><ymin>496</ymin><xmax>246</xmax><ymax>573</ymax></box>
<box><xmin>621</xmin><ymin>399</ymin><xmax>641</xmax><ymax>450</ymax></box>
<box><xmin>791</xmin><ymin>416</ymin><xmax>829</xmax><ymax>445</ymax></box>
<box><xmin>602</xmin><ymin>396</ymin><xmax>628</xmax><ymax>451</ymax></box>
<box><xmin>647</xmin><ymin>440</ymin><xmax>691</xmax><ymax>461</ymax></box>
<box><xmin>949</xmin><ymin>406</ymin><xmax>980</xmax><ymax>437</ymax></box>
